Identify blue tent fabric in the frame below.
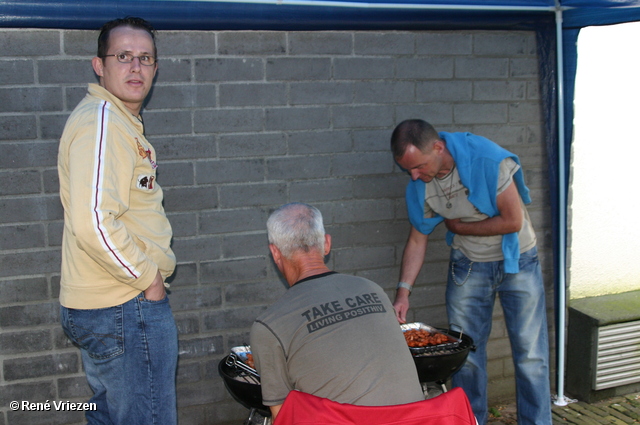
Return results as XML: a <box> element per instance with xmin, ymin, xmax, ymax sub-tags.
<box><xmin>3</xmin><ymin>0</ymin><xmax>640</xmax><ymax>31</ymax></box>
<box><xmin>0</xmin><ymin>0</ymin><xmax>557</xmax><ymax>31</ymax></box>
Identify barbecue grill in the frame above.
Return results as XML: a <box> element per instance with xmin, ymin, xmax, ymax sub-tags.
<box><xmin>218</xmin><ymin>347</ymin><xmax>270</xmax><ymax>425</ymax></box>
<box><xmin>401</xmin><ymin>323</ymin><xmax>476</xmax><ymax>394</ymax></box>
<box><xmin>219</xmin><ymin>325</ymin><xmax>474</xmax><ymax>423</ymax></box>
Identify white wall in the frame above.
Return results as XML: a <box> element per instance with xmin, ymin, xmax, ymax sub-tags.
<box><xmin>570</xmin><ymin>22</ymin><xmax>640</xmax><ymax>299</ymax></box>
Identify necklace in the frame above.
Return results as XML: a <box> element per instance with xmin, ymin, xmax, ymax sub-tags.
<box><xmin>434</xmin><ymin>165</ymin><xmax>456</xmax><ymax>209</ymax></box>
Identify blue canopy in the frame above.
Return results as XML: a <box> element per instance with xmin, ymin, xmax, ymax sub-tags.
<box><xmin>0</xmin><ymin>1</ymin><xmax>552</xmax><ymax>31</ymax></box>
<box><xmin>1</xmin><ymin>0</ymin><xmax>640</xmax><ymax>31</ymax></box>
<box><xmin>2</xmin><ymin>0</ymin><xmax>640</xmax><ymax>405</ymax></box>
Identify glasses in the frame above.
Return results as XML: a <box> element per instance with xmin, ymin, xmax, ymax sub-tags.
<box><xmin>102</xmin><ymin>52</ymin><xmax>156</xmax><ymax>66</ymax></box>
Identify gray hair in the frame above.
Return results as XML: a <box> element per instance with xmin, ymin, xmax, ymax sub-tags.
<box><xmin>267</xmin><ymin>203</ymin><xmax>325</xmax><ymax>259</ymax></box>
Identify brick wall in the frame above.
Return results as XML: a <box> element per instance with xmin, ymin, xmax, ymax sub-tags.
<box><xmin>0</xmin><ymin>28</ymin><xmax>553</xmax><ymax>424</ymax></box>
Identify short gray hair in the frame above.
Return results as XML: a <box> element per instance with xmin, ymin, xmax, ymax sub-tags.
<box><xmin>267</xmin><ymin>203</ymin><xmax>325</xmax><ymax>259</ymax></box>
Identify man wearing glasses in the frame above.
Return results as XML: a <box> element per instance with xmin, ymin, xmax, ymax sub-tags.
<box><xmin>57</xmin><ymin>17</ymin><xmax>178</xmax><ymax>425</ymax></box>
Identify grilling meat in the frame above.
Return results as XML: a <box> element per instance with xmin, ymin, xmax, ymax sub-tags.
<box><xmin>244</xmin><ymin>353</ymin><xmax>255</xmax><ymax>369</ymax></box>
<box><xmin>404</xmin><ymin>329</ymin><xmax>450</xmax><ymax>347</ymax></box>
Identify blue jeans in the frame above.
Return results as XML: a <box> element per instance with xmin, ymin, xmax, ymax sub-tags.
<box><xmin>61</xmin><ymin>294</ymin><xmax>178</xmax><ymax>425</ymax></box>
<box><xmin>446</xmin><ymin>247</ymin><xmax>551</xmax><ymax>425</ymax></box>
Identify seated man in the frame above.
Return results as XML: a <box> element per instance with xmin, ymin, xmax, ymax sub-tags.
<box><xmin>250</xmin><ymin>202</ymin><xmax>424</xmax><ymax>421</ymax></box>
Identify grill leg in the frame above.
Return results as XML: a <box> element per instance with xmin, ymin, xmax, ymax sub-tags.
<box><xmin>244</xmin><ymin>408</ymin><xmax>257</xmax><ymax>425</ymax></box>
<box><xmin>245</xmin><ymin>408</ymin><xmax>271</xmax><ymax>425</ymax></box>
<box><xmin>423</xmin><ymin>381</ymin><xmax>449</xmax><ymax>399</ymax></box>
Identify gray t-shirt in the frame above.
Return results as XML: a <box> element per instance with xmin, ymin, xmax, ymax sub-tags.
<box><xmin>250</xmin><ymin>272</ymin><xmax>424</xmax><ymax>407</ymax></box>
<box><xmin>424</xmin><ymin>158</ymin><xmax>536</xmax><ymax>262</ymax></box>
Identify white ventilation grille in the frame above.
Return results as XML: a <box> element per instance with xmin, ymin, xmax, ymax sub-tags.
<box><xmin>595</xmin><ymin>320</ymin><xmax>640</xmax><ymax>390</ymax></box>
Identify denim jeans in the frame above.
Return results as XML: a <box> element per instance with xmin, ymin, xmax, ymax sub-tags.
<box><xmin>61</xmin><ymin>294</ymin><xmax>178</xmax><ymax>425</ymax></box>
<box><xmin>446</xmin><ymin>247</ymin><xmax>551</xmax><ymax>425</ymax></box>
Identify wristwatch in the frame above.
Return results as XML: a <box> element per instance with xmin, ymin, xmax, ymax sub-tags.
<box><xmin>396</xmin><ymin>281</ymin><xmax>412</xmax><ymax>295</ymax></box>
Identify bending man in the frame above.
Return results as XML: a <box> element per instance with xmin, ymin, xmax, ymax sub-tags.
<box><xmin>391</xmin><ymin>119</ymin><xmax>551</xmax><ymax>425</ymax></box>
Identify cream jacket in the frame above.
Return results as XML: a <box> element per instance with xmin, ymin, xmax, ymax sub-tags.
<box><xmin>58</xmin><ymin>84</ymin><xmax>176</xmax><ymax>309</ymax></box>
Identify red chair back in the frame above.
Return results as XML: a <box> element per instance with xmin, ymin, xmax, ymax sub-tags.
<box><xmin>274</xmin><ymin>387</ymin><xmax>476</xmax><ymax>425</ymax></box>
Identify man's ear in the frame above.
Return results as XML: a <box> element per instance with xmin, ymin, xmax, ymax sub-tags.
<box><xmin>433</xmin><ymin>140</ymin><xmax>445</xmax><ymax>155</ymax></box>
<box><xmin>269</xmin><ymin>244</ymin><xmax>282</xmax><ymax>266</ymax></box>
<box><xmin>92</xmin><ymin>57</ymin><xmax>104</xmax><ymax>78</ymax></box>
<box><xmin>324</xmin><ymin>234</ymin><xmax>332</xmax><ymax>256</ymax></box>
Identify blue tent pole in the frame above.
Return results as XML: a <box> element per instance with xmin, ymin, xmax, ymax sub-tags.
<box><xmin>553</xmin><ymin>1</ymin><xmax>569</xmax><ymax>407</ymax></box>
